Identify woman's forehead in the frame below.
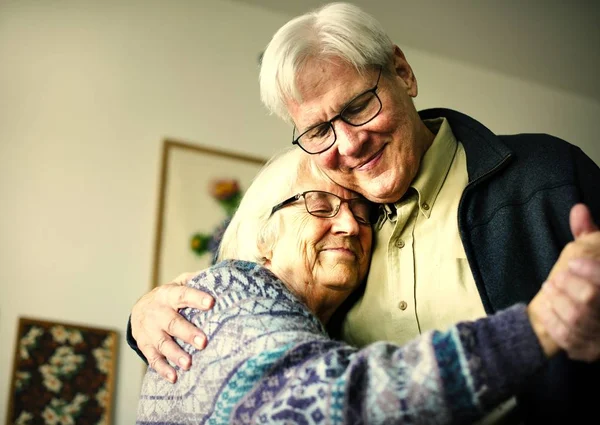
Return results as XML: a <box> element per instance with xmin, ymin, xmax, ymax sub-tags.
<box><xmin>292</xmin><ymin>157</ymin><xmax>360</xmax><ymax>199</ymax></box>
<box><xmin>295</xmin><ymin>178</ymin><xmax>357</xmax><ymax>199</ymax></box>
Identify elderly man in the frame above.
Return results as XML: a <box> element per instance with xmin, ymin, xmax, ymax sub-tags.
<box><xmin>130</xmin><ymin>3</ymin><xmax>600</xmax><ymax>424</ymax></box>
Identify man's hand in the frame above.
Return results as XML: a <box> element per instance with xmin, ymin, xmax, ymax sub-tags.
<box><xmin>132</xmin><ymin>271</ymin><xmax>214</xmax><ymax>383</ymax></box>
<box><xmin>530</xmin><ymin>204</ymin><xmax>600</xmax><ymax>361</ymax></box>
<box><xmin>539</xmin><ymin>258</ymin><xmax>600</xmax><ymax>361</ymax></box>
<box><xmin>547</xmin><ymin>203</ymin><xmax>600</xmax><ymax>281</ymax></box>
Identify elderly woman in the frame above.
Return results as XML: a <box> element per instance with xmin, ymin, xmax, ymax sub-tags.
<box><xmin>136</xmin><ymin>146</ymin><xmax>587</xmax><ymax>425</ymax></box>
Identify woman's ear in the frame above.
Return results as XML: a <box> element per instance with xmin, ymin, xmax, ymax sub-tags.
<box><xmin>258</xmin><ymin>238</ymin><xmax>273</xmax><ymax>264</ymax></box>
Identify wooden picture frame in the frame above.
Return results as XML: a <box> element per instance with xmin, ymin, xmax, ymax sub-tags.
<box><xmin>6</xmin><ymin>317</ymin><xmax>118</xmax><ymax>425</ymax></box>
<box><xmin>150</xmin><ymin>139</ymin><xmax>266</xmax><ymax>289</ymax></box>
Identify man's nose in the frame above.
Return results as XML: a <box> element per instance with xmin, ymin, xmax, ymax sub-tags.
<box><xmin>333</xmin><ymin>121</ymin><xmax>368</xmax><ymax>157</ymax></box>
<box><xmin>331</xmin><ymin>203</ymin><xmax>360</xmax><ymax>235</ymax></box>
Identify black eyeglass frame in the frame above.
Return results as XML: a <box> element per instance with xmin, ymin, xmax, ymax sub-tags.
<box><xmin>292</xmin><ymin>66</ymin><xmax>383</xmax><ymax>155</ymax></box>
<box><xmin>269</xmin><ymin>190</ymin><xmax>377</xmax><ymax>225</ymax></box>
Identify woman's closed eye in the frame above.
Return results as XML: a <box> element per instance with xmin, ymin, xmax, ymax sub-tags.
<box><xmin>310</xmin><ymin>200</ymin><xmax>334</xmax><ymax>215</ymax></box>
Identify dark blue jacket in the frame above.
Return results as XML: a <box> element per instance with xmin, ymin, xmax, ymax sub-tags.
<box><xmin>423</xmin><ymin>108</ymin><xmax>600</xmax><ymax>423</ymax></box>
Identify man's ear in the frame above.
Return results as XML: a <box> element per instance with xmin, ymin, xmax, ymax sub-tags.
<box><xmin>392</xmin><ymin>45</ymin><xmax>418</xmax><ymax>97</ymax></box>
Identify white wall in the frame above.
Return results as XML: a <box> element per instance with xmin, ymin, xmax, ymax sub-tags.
<box><xmin>408</xmin><ymin>48</ymin><xmax>600</xmax><ymax>163</ymax></box>
<box><xmin>0</xmin><ymin>0</ymin><xmax>597</xmax><ymax>423</ymax></box>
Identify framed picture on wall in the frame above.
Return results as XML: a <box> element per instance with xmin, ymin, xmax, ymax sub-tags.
<box><xmin>5</xmin><ymin>317</ymin><xmax>118</xmax><ymax>425</ymax></box>
<box><xmin>150</xmin><ymin>138</ymin><xmax>266</xmax><ymax>289</ymax></box>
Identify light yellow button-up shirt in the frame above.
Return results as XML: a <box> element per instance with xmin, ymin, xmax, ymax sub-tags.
<box><xmin>342</xmin><ymin>117</ymin><xmax>487</xmax><ymax>345</ymax></box>
<box><xmin>342</xmin><ymin>117</ymin><xmax>516</xmax><ymax>424</ymax></box>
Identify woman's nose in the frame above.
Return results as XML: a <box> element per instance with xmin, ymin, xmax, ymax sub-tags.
<box><xmin>331</xmin><ymin>203</ymin><xmax>360</xmax><ymax>235</ymax></box>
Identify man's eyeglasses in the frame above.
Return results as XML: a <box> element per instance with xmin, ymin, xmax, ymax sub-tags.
<box><xmin>292</xmin><ymin>66</ymin><xmax>383</xmax><ymax>155</ymax></box>
<box><xmin>270</xmin><ymin>190</ymin><xmax>377</xmax><ymax>225</ymax></box>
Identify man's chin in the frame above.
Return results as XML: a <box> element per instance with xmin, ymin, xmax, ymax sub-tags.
<box><xmin>359</xmin><ymin>181</ymin><xmax>407</xmax><ymax>204</ymax></box>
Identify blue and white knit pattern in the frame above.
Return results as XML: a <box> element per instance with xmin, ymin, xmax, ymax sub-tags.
<box><xmin>137</xmin><ymin>260</ymin><xmax>544</xmax><ymax>424</ymax></box>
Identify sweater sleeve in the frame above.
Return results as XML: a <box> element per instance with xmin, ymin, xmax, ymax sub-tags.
<box><xmin>137</xmin><ymin>262</ymin><xmax>547</xmax><ymax>425</ymax></box>
<box><xmin>232</xmin><ymin>304</ymin><xmax>544</xmax><ymax>425</ymax></box>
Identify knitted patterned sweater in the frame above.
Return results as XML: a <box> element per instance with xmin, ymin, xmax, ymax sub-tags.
<box><xmin>136</xmin><ymin>260</ymin><xmax>545</xmax><ymax>425</ymax></box>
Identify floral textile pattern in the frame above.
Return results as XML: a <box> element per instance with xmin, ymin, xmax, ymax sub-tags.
<box><xmin>8</xmin><ymin>318</ymin><xmax>118</xmax><ymax>425</ymax></box>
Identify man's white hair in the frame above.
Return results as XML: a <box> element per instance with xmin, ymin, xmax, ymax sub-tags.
<box><xmin>259</xmin><ymin>2</ymin><xmax>394</xmax><ymax>123</ymax></box>
<box><xmin>218</xmin><ymin>147</ymin><xmax>329</xmax><ymax>264</ymax></box>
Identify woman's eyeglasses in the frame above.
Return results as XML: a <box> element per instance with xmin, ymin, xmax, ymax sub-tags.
<box><xmin>270</xmin><ymin>190</ymin><xmax>378</xmax><ymax>225</ymax></box>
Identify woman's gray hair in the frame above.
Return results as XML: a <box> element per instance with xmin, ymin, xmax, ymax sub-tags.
<box><xmin>259</xmin><ymin>2</ymin><xmax>394</xmax><ymax>123</ymax></box>
<box><xmin>217</xmin><ymin>147</ymin><xmax>328</xmax><ymax>264</ymax></box>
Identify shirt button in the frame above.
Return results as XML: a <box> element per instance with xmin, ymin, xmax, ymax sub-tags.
<box><xmin>398</xmin><ymin>301</ymin><xmax>408</xmax><ymax>310</ymax></box>
<box><xmin>395</xmin><ymin>239</ymin><xmax>405</xmax><ymax>248</ymax></box>
<box><xmin>422</xmin><ymin>202</ymin><xmax>430</xmax><ymax>211</ymax></box>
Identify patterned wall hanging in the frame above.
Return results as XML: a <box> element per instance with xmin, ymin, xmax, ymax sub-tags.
<box><xmin>6</xmin><ymin>317</ymin><xmax>118</xmax><ymax>425</ymax></box>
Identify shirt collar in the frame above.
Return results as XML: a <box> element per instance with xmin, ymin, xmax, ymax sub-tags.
<box><xmin>393</xmin><ymin>117</ymin><xmax>458</xmax><ymax>219</ymax></box>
